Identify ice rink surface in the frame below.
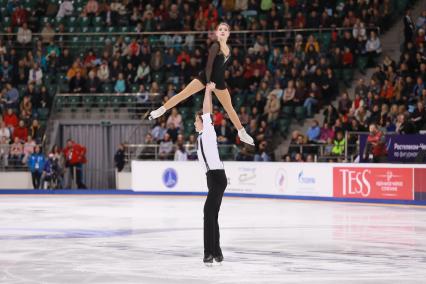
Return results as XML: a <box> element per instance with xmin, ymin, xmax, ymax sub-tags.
<box><xmin>0</xmin><ymin>195</ymin><xmax>425</xmax><ymax>284</ymax></box>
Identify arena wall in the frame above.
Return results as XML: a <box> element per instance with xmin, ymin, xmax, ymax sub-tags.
<box><xmin>126</xmin><ymin>162</ymin><xmax>426</xmax><ymax>202</ymax></box>
<box><xmin>0</xmin><ymin>172</ymin><xmax>33</xmax><ymax>189</ymax></box>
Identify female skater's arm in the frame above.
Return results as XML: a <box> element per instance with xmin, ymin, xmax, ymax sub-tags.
<box><xmin>205</xmin><ymin>43</ymin><xmax>219</xmax><ymax>83</ymax></box>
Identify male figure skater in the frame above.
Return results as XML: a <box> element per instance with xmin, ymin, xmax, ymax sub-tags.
<box><xmin>194</xmin><ymin>82</ymin><xmax>228</xmax><ymax>264</ymax></box>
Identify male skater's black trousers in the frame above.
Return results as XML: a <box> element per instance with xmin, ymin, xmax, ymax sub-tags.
<box><xmin>204</xmin><ymin>169</ymin><xmax>227</xmax><ymax>256</ymax></box>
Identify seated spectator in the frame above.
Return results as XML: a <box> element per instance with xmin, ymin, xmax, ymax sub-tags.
<box><xmin>29</xmin><ymin>119</ymin><xmax>41</xmax><ymax>142</ymax></box>
<box><xmin>158</xmin><ymin>133</ymin><xmax>173</xmax><ymax>160</ymax></box>
<box><xmin>28</xmin><ymin>63</ymin><xmax>43</xmax><ymax>86</ymax></box>
<box><xmin>282</xmin><ymin>80</ymin><xmax>296</xmax><ymax>106</ymax></box>
<box><xmin>59</xmin><ymin>48</ymin><xmax>73</xmax><ymax>73</ymax></box>
<box><xmin>82</xmin><ymin>0</ymin><xmax>99</xmax><ymax>19</ymax></box>
<box><xmin>56</xmin><ymin>0</ymin><xmax>74</xmax><ymax>20</ymax></box>
<box><xmin>254</xmin><ymin>140</ymin><xmax>271</xmax><ymax>161</ymax></box>
<box><xmin>306</xmin><ymin>120</ymin><xmax>321</xmax><ymax>142</ymax></box>
<box><xmin>338</xmin><ymin>92</ymin><xmax>352</xmax><ymax>114</ymax></box>
<box><xmin>166</xmin><ymin>108</ymin><xmax>183</xmax><ymax>130</ymax></box>
<box><xmin>215</xmin><ymin>119</ymin><xmax>234</xmax><ymax>144</ymax></box>
<box><xmin>323</xmin><ymin>137</ymin><xmax>334</xmax><ymax>156</ymax></box>
<box><xmin>13</xmin><ymin>120</ymin><xmax>28</xmax><ymax>142</ymax></box>
<box><xmin>331</xmin><ymin>131</ymin><xmax>345</xmax><ymax>156</ymax></box>
<box><xmin>67</xmin><ymin>61</ymin><xmax>85</xmax><ymax>80</ymax></box>
<box><xmin>0</xmin><ymin>121</ymin><xmax>11</xmax><ymax>142</ymax></box>
<box><xmin>85</xmin><ymin>70</ymin><xmax>101</xmax><ymax>93</ymax></box>
<box><xmin>3</xmin><ymin>108</ymin><xmax>19</xmax><ymax>131</ymax></box>
<box><xmin>114</xmin><ymin>73</ymin><xmax>126</xmax><ymax>93</ymax></box>
<box><xmin>366</xmin><ymin>31</ymin><xmax>382</xmax><ymax>67</ymax></box>
<box><xmin>294</xmin><ymin>152</ymin><xmax>304</xmax><ymax>162</ymax></box>
<box><xmin>9</xmin><ymin>137</ymin><xmax>24</xmax><ymax>167</ymax></box>
<box><xmin>17</xmin><ymin>23</ymin><xmax>32</xmax><ymax>46</ymax></box>
<box><xmin>396</xmin><ymin>113</ymin><xmax>417</xmax><ymax>134</ymax></box>
<box><xmin>174</xmin><ymin>143</ymin><xmax>188</xmax><ymax>161</ymax></box>
<box><xmin>323</xmin><ymin>104</ymin><xmax>338</xmax><ymax>126</ymax></box>
<box><xmin>4</xmin><ymin>83</ymin><xmax>19</xmax><ymax>109</ymax></box>
<box><xmin>151</xmin><ymin>122</ymin><xmax>167</xmax><ymax>142</ymax></box>
<box><xmin>0</xmin><ymin>136</ymin><xmax>9</xmax><ymax>167</ymax></box>
<box><xmin>319</xmin><ymin>122</ymin><xmax>335</xmax><ymax>143</ymax></box>
<box><xmin>236</xmin><ymin>145</ymin><xmax>254</xmax><ymax>161</ymax></box>
<box><xmin>23</xmin><ymin>136</ymin><xmax>36</xmax><ymax>163</ymax></box>
<box><xmin>0</xmin><ymin>61</ymin><xmax>13</xmax><ymax>83</ymax></box>
<box><xmin>135</xmin><ymin>61</ymin><xmax>150</xmax><ymax>84</ymax></box>
<box><xmin>411</xmin><ymin>101</ymin><xmax>426</xmax><ymax>131</ymax></box>
<box><xmin>303</xmin><ymin>91</ymin><xmax>318</xmax><ymax>118</ymax></box>
<box><xmin>41</xmin><ymin>23</ymin><xmax>55</xmax><ymax>44</ymax></box>
<box><xmin>20</xmin><ymin>95</ymin><xmax>32</xmax><ymax>122</ymax></box>
<box><xmin>97</xmin><ymin>61</ymin><xmax>110</xmax><ymax>83</ymax></box>
<box><xmin>264</xmin><ymin>93</ymin><xmax>280</xmax><ymax>122</ymax></box>
<box><xmin>166</xmin><ymin>123</ymin><xmax>178</xmax><ymax>143</ymax></box>
<box><xmin>69</xmin><ymin>71</ymin><xmax>86</xmax><ymax>93</ymax></box>
<box><xmin>238</xmin><ymin>106</ymin><xmax>250</xmax><ymax>127</ymax></box>
<box><xmin>139</xmin><ymin>133</ymin><xmax>156</xmax><ymax>160</ymax></box>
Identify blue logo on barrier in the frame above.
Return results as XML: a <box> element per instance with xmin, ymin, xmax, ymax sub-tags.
<box><xmin>163</xmin><ymin>168</ymin><xmax>178</xmax><ymax>188</ymax></box>
<box><xmin>298</xmin><ymin>171</ymin><xmax>316</xmax><ymax>184</ymax></box>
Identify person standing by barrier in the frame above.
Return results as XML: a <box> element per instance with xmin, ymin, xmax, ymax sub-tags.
<box><xmin>364</xmin><ymin>124</ymin><xmax>387</xmax><ymax>163</ymax></box>
<box><xmin>27</xmin><ymin>145</ymin><xmax>45</xmax><ymax>189</ymax></box>
<box><xmin>63</xmin><ymin>139</ymin><xmax>87</xmax><ymax>189</ymax></box>
<box><xmin>195</xmin><ymin>83</ymin><xmax>227</xmax><ymax>265</ymax></box>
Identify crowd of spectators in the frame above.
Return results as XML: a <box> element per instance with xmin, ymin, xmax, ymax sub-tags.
<box><xmin>287</xmin><ymin>8</ymin><xmax>426</xmax><ymax>163</ymax></box>
<box><xmin>0</xmin><ymin>0</ymin><xmax>406</xmax><ymax>165</ymax></box>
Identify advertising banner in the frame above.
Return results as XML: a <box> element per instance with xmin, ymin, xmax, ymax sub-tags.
<box><xmin>333</xmin><ymin>167</ymin><xmax>414</xmax><ymax>200</ymax></box>
<box><xmin>359</xmin><ymin>134</ymin><xmax>426</xmax><ymax>163</ymax></box>
<box><xmin>132</xmin><ymin>161</ymin><xmax>333</xmax><ymax>197</ymax></box>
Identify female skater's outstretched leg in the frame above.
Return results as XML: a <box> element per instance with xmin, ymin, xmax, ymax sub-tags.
<box><xmin>149</xmin><ymin>79</ymin><xmax>205</xmax><ymax>119</ymax></box>
<box><xmin>213</xmin><ymin>88</ymin><xmax>255</xmax><ymax>145</ymax></box>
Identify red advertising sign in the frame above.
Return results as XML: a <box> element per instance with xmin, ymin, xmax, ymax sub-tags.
<box><xmin>333</xmin><ymin>167</ymin><xmax>414</xmax><ymax>200</ymax></box>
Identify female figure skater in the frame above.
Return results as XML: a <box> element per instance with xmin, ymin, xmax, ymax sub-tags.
<box><xmin>149</xmin><ymin>23</ymin><xmax>254</xmax><ymax>145</ymax></box>
<box><xmin>195</xmin><ymin>83</ymin><xmax>227</xmax><ymax>264</ymax></box>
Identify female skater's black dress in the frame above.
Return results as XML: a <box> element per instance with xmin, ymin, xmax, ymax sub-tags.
<box><xmin>197</xmin><ymin>42</ymin><xmax>230</xmax><ymax>90</ymax></box>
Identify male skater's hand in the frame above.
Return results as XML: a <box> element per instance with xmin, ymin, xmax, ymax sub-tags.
<box><xmin>206</xmin><ymin>82</ymin><xmax>216</xmax><ymax>92</ymax></box>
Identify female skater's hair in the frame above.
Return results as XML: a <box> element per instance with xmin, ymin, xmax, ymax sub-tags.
<box><xmin>216</xmin><ymin>22</ymin><xmax>231</xmax><ymax>30</ymax></box>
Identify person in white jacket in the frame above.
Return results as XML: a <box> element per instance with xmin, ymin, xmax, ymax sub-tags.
<box><xmin>57</xmin><ymin>0</ymin><xmax>74</xmax><ymax>20</ymax></box>
<box><xmin>17</xmin><ymin>23</ymin><xmax>32</xmax><ymax>45</ymax></box>
<box><xmin>366</xmin><ymin>31</ymin><xmax>382</xmax><ymax>67</ymax></box>
<box><xmin>28</xmin><ymin>63</ymin><xmax>43</xmax><ymax>86</ymax></box>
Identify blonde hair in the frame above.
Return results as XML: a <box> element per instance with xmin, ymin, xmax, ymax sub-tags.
<box><xmin>216</xmin><ymin>22</ymin><xmax>231</xmax><ymax>31</ymax></box>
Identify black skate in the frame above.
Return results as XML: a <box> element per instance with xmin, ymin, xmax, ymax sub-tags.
<box><xmin>203</xmin><ymin>254</ymin><xmax>213</xmax><ymax>266</ymax></box>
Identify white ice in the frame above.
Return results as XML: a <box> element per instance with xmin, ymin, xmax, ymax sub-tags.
<box><xmin>0</xmin><ymin>195</ymin><xmax>425</xmax><ymax>283</ymax></box>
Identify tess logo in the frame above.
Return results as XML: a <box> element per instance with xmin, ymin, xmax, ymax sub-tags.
<box><xmin>339</xmin><ymin>169</ymin><xmax>371</xmax><ymax>197</ymax></box>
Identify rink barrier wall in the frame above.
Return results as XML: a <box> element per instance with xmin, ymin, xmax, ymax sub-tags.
<box><xmin>131</xmin><ymin>161</ymin><xmax>426</xmax><ymax>202</ymax></box>
<box><xmin>0</xmin><ymin>189</ymin><xmax>426</xmax><ymax>206</ymax></box>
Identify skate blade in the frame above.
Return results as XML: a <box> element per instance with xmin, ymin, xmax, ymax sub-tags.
<box><xmin>142</xmin><ymin>110</ymin><xmax>152</xmax><ymax>120</ymax></box>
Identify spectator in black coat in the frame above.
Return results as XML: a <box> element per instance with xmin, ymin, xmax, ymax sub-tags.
<box><xmin>114</xmin><ymin>143</ymin><xmax>125</xmax><ymax>172</ymax></box>
<box><xmin>69</xmin><ymin>71</ymin><xmax>86</xmax><ymax>93</ymax></box>
<box><xmin>215</xmin><ymin>119</ymin><xmax>234</xmax><ymax>145</ymax></box>
<box><xmin>85</xmin><ymin>70</ymin><xmax>101</xmax><ymax>93</ymax></box>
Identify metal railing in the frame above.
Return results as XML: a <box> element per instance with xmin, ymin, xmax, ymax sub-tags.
<box><xmin>0</xmin><ymin>144</ymin><xmax>42</xmax><ymax>171</ymax></box>
<box><xmin>124</xmin><ymin>143</ymin><xmax>239</xmax><ymax>168</ymax></box>
<box><xmin>52</xmin><ymin>92</ymin><xmax>161</xmax><ymax>119</ymax></box>
<box><xmin>0</xmin><ymin>27</ymin><xmax>380</xmax><ymax>53</ymax></box>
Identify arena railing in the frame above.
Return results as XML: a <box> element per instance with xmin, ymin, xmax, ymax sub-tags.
<box><xmin>51</xmin><ymin>92</ymin><xmax>161</xmax><ymax>119</ymax></box>
<box><xmin>0</xmin><ymin>26</ymin><xmax>381</xmax><ymax>52</ymax></box>
<box><xmin>0</xmin><ymin>144</ymin><xmax>44</xmax><ymax>172</ymax></box>
<box><xmin>124</xmin><ymin>143</ymin><xmax>239</xmax><ymax>167</ymax></box>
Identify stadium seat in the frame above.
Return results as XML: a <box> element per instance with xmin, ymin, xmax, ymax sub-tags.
<box><xmin>281</xmin><ymin>106</ymin><xmax>294</xmax><ymax>119</ymax></box>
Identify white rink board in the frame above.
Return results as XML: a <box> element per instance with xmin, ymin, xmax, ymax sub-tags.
<box><xmin>131</xmin><ymin>161</ymin><xmax>333</xmax><ymax>197</ymax></box>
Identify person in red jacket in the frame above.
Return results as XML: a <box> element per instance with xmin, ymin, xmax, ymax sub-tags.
<box><xmin>12</xmin><ymin>120</ymin><xmax>28</xmax><ymax>142</ymax></box>
<box><xmin>3</xmin><ymin>108</ymin><xmax>19</xmax><ymax>130</ymax></box>
<box><xmin>63</xmin><ymin>139</ymin><xmax>87</xmax><ymax>189</ymax></box>
<box><xmin>364</xmin><ymin>124</ymin><xmax>388</xmax><ymax>163</ymax></box>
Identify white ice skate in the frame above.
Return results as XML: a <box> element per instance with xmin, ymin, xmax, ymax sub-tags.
<box><xmin>148</xmin><ymin>106</ymin><xmax>166</xmax><ymax>120</ymax></box>
<box><xmin>238</xmin><ymin>128</ymin><xmax>255</xmax><ymax>146</ymax></box>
